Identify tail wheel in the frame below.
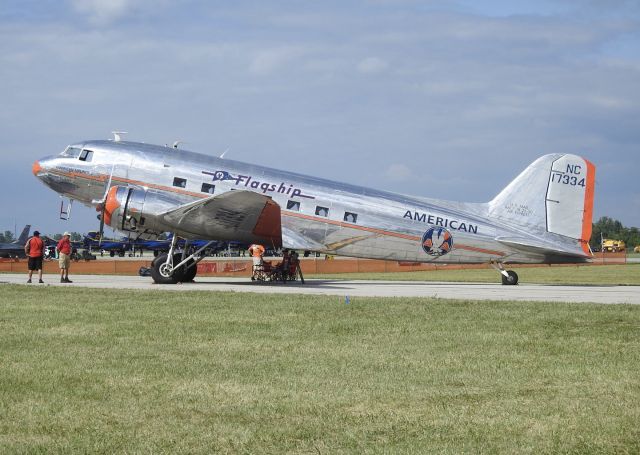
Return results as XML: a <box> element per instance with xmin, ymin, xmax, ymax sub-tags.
<box><xmin>501</xmin><ymin>270</ymin><xmax>519</xmax><ymax>286</ymax></box>
<box><xmin>150</xmin><ymin>253</ymin><xmax>186</xmax><ymax>284</ymax></box>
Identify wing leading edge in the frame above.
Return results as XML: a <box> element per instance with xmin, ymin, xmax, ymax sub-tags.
<box><xmin>160</xmin><ymin>190</ymin><xmax>282</xmax><ymax>246</ymax></box>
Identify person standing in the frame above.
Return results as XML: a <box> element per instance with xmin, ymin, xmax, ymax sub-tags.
<box><xmin>25</xmin><ymin>230</ymin><xmax>45</xmax><ymax>284</ymax></box>
<box><xmin>56</xmin><ymin>232</ymin><xmax>73</xmax><ymax>283</ymax></box>
<box><xmin>248</xmin><ymin>243</ymin><xmax>265</xmax><ymax>279</ymax></box>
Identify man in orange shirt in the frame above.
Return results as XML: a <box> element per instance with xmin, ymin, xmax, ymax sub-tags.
<box><xmin>25</xmin><ymin>230</ymin><xmax>45</xmax><ymax>284</ymax></box>
<box><xmin>248</xmin><ymin>243</ymin><xmax>265</xmax><ymax>279</ymax></box>
<box><xmin>56</xmin><ymin>232</ymin><xmax>73</xmax><ymax>283</ymax></box>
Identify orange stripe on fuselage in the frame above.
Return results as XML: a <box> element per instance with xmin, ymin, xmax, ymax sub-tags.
<box><xmin>580</xmin><ymin>158</ymin><xmax>596</xmax><ymax>255</ymax></box>
<box><xmin>282</xmin><ymin>211</ymin><xmax>505</xmax><ymax>257</ymax></box>
<box><xmin>50</xmin><ymin>168</ymin><xmax>506</xmax><ymax>257</ymax></box>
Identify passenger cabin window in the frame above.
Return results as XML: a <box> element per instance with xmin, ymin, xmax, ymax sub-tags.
<box><xmin>79</xmin><ymin>149</ymin><xmax>94</xmax><ymax>162</ymax></box>
<box><xmin>344</xmin><ymin>212</ymin><xmax>358</xmax><ymax>223</ymax></box>
<box><xmin>201</xmin><ymin>183</ymin><xmax>215</xmax><ymax>194</ymax></box>
<box><xmin>287</xmin><ymin>200</ymin><xmax>300</xmax><ymax>211</ymax></box>
<box><xmin>173</xmin><ymin>177</ymin><xmax>187</xmax><ymax>188</ymax></box>
<box><xmin>315</xmin><ymin>206</ymin><xmax>329</xmax><ymax>217</ymax></box>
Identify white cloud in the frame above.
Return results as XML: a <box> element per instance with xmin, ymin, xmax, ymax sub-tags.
<box><xmin>384</xmin><ymin>163</ymin><xmax>413</xmax><ymax>180</ymax></box>
<box><xmin>249</xmin><ymin>46</ymin><xmax>308</xmax><ymax>75</ymax></box>
<box><xmin>70</xmin><ymin>0</ymin><xmax>133</xmax><ymax>24</ymax></box>
<box><xmin>357</xmin><ymin>57</ymin><xmax>388</xmax><ymax>73</ymax></box>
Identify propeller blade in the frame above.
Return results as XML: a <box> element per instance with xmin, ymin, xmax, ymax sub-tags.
<box><xmin>97</xmin><ymin>165</ymin><xmax>114</xmax><ymax>246</ymax></box>
<box><xmin>98</xmin><ymin>211</ymin><xmax>105</xmax><ymax>247</ymax></box>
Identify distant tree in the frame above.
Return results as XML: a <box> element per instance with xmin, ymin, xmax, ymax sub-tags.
<box><xmin>2</xmin><ymin>231</ymin><xmax>15</xmax><ymax>243</ymax></box>
<box><xmin>590</xmin><ymin>217</ymin><xmax>640</xmax><ymax>250</ymax></box>
<box><xmin>71</xmin><ymin>232</ymin><xmax>82</xmax><ymax>242</ymax></box>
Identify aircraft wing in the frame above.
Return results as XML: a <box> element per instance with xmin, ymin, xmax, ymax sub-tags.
<box><xmin>495</xmin><ymin>236</ymin><xmax>589</xmax><ymax>258</ymax></box>
<box><xmin>159</xmin><ymin>190</ymin><xmax>281</xmax><ymax>244</ymax></box>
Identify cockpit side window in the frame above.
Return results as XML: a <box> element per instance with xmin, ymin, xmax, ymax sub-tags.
<box><xmin>60</xmin><ymin>146</ymin><xmax>82</xmax><ymax>158</ymax></box>
<box><xmin>79</xmin><ymin>149</ymin><xmax>94</xmax><ymax>162</ymax></box>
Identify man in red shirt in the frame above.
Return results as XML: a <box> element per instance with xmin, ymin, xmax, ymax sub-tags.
<box><xmin>25</xmin><ymin>230</ymin><xmax>45</xmax><ymax>284</ymax></box>
<box><xmin>56</xmin><ymin>232</ymin><xmax>73</xmax><ymax>283</ymax></box>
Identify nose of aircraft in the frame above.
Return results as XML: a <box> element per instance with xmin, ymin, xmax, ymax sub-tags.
<box><xmin>32</xmin><ymin>156</ymin><xmax>57</xmax><ymax>183</ymax></box>
<box><xmin>32</xmin><ymin>160</ymin><xmax>42</xmax><ymax>176</ymax></box>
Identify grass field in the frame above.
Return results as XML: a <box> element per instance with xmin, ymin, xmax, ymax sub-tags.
<box><xmin>1</xmin><ymin>285</ymin><xmax>639</xmax><ymax>453</ymax></box>
<box><xmin>310</xmin><ymin>263</ymin><xmax>640</xmax><ymax>285</ymax></box>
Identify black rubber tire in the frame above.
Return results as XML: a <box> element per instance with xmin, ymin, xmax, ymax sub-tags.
<box><xmin>501</xmin><ymin>270</ymin><xmax>519</xmax><ymax>285</ymax></box>
<box><xmin>150</xmin><ymin>253</ymin><xmax>186</xmax><ymax>284</ymax></box>
<box><xmin>181</xmin><ymin>260</ymin><xmax>197</xmax><ymax>282</ymax></box>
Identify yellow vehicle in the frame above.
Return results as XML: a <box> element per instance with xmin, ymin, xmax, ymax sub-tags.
<box><xmin>602</xmin><ymin>239</ymin><xmax>626</xmax><ymax>253</ymax></box>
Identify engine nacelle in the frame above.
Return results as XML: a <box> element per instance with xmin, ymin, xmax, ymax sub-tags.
<box><xmin>103</xmin><ymin>186</ymin><xmax>183</xmax><ymax>239</ymax></box>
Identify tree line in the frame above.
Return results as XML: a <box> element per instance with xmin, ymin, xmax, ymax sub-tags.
<box><xmin>0</xmin><ymin>231</ymin><xmax>84</xmax><ymax>243</ymax></box>
<box><xmin>589</xmin><ymin>217</ymin><xmax>640</xmax><ymax>251</ymax></box>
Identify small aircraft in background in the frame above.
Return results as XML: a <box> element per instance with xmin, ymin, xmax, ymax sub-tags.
<box><xmin>33</xmin><ymin>134</ymin><xmax>595</xmax><ymax>285</ymax></box>
<box><xmin>0</xmin><ymin>225</ymin><xmax>31</xmax><ymax>258</ymax></box>
<box><xmin>83</xmin><ymin>231</ymin><xmax>132</xmax><ymax>257</ymax></box>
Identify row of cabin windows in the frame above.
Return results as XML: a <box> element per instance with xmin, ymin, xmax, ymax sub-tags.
<box><xmin>172</xmin><ymin>176</ymin><xmax>358</xmax><ymax>224</ymax></box>
<box><xmin>289</xmin><ymin>201</ymin><xmax>358</xmax><ymax>223</ymax></box>
<box><xmin>68</xmin><ymin>149</ymin><xmax>362</xmax><ymax>225</ymax></box>
<box><xmin>173</xmin><ymin>177</ymin><xmax>215</xmax><ymax>195</ymax></box>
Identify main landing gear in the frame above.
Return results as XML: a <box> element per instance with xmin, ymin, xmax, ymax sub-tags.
<box><xmin>491</xmin><ymin>261</ymin><xmax>519</xmax><ymax>286</ymax></box>
<box><xmin>150</xmin><ymin>234</ymin><xmax>217</xmax><ymax>284</ymax></box>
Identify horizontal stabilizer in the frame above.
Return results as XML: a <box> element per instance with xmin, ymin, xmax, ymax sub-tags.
<box><xmin>496</xmin><ymin>236</ymin><xmax>588</xmax><ymax>258</ymax></box>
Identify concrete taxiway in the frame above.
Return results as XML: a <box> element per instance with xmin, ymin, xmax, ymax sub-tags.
<box><xmin>2</xmin><ymin>273</ymin><xmax>639</xmax><ymax>304</ymax></box>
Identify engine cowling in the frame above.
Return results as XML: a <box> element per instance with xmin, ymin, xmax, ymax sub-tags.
<box><xmin>102</xmin><ymin>186</ymin><xmax>182</xmax><ymax>239</ymax></box>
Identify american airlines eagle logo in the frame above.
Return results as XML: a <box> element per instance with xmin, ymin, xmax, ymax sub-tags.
<box><xmin>421</xmin><ymin>227</ymin><xmax>453</xmax><ymax>257</ymax></box>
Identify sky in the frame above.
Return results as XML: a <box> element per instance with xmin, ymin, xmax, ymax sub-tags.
<box><xmin>1</xmin><ymin>0</ymin><xmax>639</xmax><ymax>237</ymax></box>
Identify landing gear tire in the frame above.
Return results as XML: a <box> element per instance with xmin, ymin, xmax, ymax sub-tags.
<box><xmin>501</xmin><ymin>270</ymin><xmax>518</xmax><ymax>286</ymax></box>
<box><xmin>151</xmin><ymin>253</ymin><xmax>186</xmax><ymax>284</ymax></box>
<box><xmin>181</xmin><ymin>259</ymin><xmax>197</xmax><ymax>283</ymax></box>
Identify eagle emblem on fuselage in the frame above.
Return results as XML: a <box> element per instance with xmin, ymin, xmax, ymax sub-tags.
<box><xmin>421</xmin><ymin>227</ymin><xmax>453</xmax><ymax>257</ymax></box>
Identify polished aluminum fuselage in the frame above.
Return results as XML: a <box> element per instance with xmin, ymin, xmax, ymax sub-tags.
<box><xmin>35</xmin><ymin>140</ymin><xmax>587</xmax><ymax>264</ymax></box>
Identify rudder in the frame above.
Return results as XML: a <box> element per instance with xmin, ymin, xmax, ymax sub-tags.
<box><xmin>488</xmin><ymin>154</ymin><xmax>596</xmax><ymax>254</ymax></box>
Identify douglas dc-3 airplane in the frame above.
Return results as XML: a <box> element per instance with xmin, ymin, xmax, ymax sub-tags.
<box><xmin>33</xmin><ymin>135</ymin><xmax>595</xmax><ymax>285</ymax></box>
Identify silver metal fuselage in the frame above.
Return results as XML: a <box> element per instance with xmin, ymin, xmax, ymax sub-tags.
<box><xmin>34</xmin><ymin>140</ymin><xmax>587</xmax><ymax>264</ymax></box>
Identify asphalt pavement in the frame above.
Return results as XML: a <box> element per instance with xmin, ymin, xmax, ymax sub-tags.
<box><xmin>2</xmin><ymin>273</ymin><xmax>639</xmax><ymax>304</ymax></box>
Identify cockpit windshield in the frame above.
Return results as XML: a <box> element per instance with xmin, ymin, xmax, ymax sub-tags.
<box><xmin>60</xmin><ymin>146</ymin><xmax>82</xmax><ymax>158</ymax></box>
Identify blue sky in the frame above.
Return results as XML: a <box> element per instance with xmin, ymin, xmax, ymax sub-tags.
<box><xmin>1</xmin><ymin>0</ymin><xmax>639</xmax><ymax>237</ymax></box>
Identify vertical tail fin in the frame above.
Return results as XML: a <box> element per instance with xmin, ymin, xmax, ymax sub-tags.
<box><xmin>14</xmin><ymin>225</ymin><xmax>31</xmax><ymax>244</ymax></box>
<box><xmin>488</xmin><ymin>154</ymin><xmax>595</xmax><ymax>254</ymax></box>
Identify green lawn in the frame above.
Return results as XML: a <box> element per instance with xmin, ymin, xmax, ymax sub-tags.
<box><xmin>1</xmin><ymin>285</ymin><xmax>639</xmax><ymax>453</ymax></box>
<box><xmin>310</xmin><ymin>263</ymin><xmax>640</xmax><ymax>285</ymax></box>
